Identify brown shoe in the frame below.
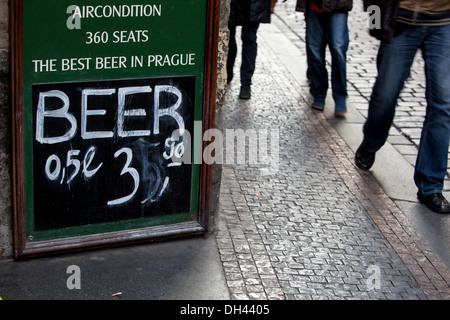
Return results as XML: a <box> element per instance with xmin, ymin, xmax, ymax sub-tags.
<box><xmin>311</xmin><ymin>104</ymin><xmax>324</xmax><ymax>111</ymax></box>
<box><xmin>335</xmin><ymin>110</ymin><xmax>347</xmax><ymax>118</ymax></box>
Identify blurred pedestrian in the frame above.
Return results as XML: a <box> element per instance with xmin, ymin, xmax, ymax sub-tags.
<box><xmin>227</xmin><ymin>0</ymin><xmax>273</xmax><ymax>99</ymax></box>
<box><xmin>355</xmin><ymin>0</ymin><xmax>450</xmax><ymax>214</ymax></box>
<box><xmin>297</xmin><ymin>0</ymin><xmax>353</xmax><ymax>117</ymax></box>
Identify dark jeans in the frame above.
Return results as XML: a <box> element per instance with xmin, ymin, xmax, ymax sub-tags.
<box><xmin>363</xmin><ymin>24</ymin><xmax>450</xmax><ymax>195</ymax></box>
<box><xmin>227</xmin><ymin>21</ymin><xmax>260</xmax><ymax>86</ymax></box>
<box><xmin>305</xmin><ymin>7</ymin><xmax>349</xmax><ymax>111</ymax></box>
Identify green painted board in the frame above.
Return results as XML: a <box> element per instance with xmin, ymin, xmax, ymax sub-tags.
<box><xmin>20</xmin><ymin>0</ymin><xmax>208</xmax><ymax>245</ymax></box>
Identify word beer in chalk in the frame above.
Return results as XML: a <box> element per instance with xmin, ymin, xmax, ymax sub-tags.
<box><xmin>35</xmin><ymin>85</ymin><xmax>185</xmax><ymax>144</ymax></box>
<box><xmin>32</xmin><ymin>77</ymin><xmax>195</xmax><ymax>231</ymax></box>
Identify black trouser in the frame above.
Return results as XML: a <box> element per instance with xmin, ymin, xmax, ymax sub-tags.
<box><xmin>227</xmin><ymin>21</ymin><xmax>260</xmax><ymax>86</ymax></box>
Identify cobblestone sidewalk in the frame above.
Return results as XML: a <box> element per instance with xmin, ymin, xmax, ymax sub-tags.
<box><xmin>273</xmin><ymin>0</ymin><xmax>450</xmax><ymax>191</ymax></box>
<box><xmin>216</xmin><ymin>12</ymin><xmax>450</xmax><ymax>299</ymax></box>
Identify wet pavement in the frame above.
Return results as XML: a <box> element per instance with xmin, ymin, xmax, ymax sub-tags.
<box><xmin>215</xmin><ymin>2</ymin><xmax>450</xmax><ymax>300</ymax></box>
<box><xmin>0</xmin><ymin>1</ymin><xmax>449</xmax><ymax>302</ymax></box>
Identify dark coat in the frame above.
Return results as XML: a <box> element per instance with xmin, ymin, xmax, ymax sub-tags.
<box><xmin>363</xmin><ymin>0</ymin><xmax>400</xmax><ymax>43</ymax></box>
<box><xmin>321</xmin><ymin>0</ymin><xmax>353</xmax><ymax>12</ymax></box>
<box><xmin>229</xmin><ymin>0</ymin><xmax>272</xmax><ymax>25</ymax></box>
<box><xmin>295</xmin><ymin>0</ymin><xmax>352</xmax><ymax>13</ymax></box>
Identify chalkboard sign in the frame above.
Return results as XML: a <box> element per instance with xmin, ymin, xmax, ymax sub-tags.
<box><xmin>11</xmin><ymin>0</ymin><xmax>220</xmax><ymax>258</ymax></box>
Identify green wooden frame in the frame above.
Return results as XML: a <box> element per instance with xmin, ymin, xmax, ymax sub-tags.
<box><xmin>11</xmin><ymin>0</ymin><xmax>220</xmax><ymax>258</ymax></box>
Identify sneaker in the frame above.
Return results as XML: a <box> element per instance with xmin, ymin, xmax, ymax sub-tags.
<box><xmin>239</xmin><ymin>85</ymin><xmax>251</xmax><ymax>100</ymax></box>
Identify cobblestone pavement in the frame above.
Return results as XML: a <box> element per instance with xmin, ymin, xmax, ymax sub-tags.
<box><xmin>216</xmin><ymin>2</ymin><xmax>450</xmax><ymax>300</ymax></box>
<box><xmin>273</xmin><ymin>0</ymin><xmax>450</xmax><ymax>191</ymax></box>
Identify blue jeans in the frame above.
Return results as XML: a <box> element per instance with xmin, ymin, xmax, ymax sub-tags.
<box><xmin>363</xmin><ymin>24</ymin><xmax>450</xmax><ymax>195</ymax></box>
<box><xmin>305</xmin><ymin>7</ymin><xmax>349</xmax><ymax>111</ymax></box>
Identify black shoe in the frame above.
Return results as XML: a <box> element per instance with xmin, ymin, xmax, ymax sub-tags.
<box><xmin>417</xmin><ymin>192</ymin><xmax>450</xmax><ymax>214</ymax></box>
<box><xmin>355</xmin><ymin>142</ymin><xmax>375</xmax><ymax>171</ymax></box>
<box><xmin>239</xmin><ymin>85</ymin><xmax>251</xmax><ymax>100</ymax></box>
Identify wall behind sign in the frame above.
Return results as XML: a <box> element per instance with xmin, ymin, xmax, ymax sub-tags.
<box><xmin>0</xmin><ymin>0</ymin><xmax>12</xmax><ymax>259</ymax></box>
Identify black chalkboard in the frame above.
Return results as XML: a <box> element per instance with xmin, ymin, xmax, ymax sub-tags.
<box><xmin>32</xmin><ymin>76</ymin><xmax>195</xmax><ymax>231</ymax></box>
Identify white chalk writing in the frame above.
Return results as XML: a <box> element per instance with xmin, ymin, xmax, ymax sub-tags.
<box><xmin>36</xmin><ymin>84</ymin><xmax>186</xmax><ymax>206</ymax></box>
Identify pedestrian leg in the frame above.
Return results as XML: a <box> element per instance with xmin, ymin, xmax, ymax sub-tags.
<box><xmin>305</xmin><ymin>7</ymin><xmax>328</xmax><ymax>109</ymax></box>
<box><xmin>414</xmin><ymin>25</ymin><xmax>450</xmax><ymax>197</ymax></box>
<box><xmin>362</xmin><ymin>28</ymin><xmax>421</xmax><ymax>152</ymax></box>
<box><xmin>239</xmin><ymin>21</ymin><xmax>259</xmax><ymax>99</ymax></box>
<box><xmin>227</xmin><ymin>23</ymin><xmax>237</xmax><ymax>83</ymax></box>
<box><xmin>328</xmin><ymin>12</ymin><xmax>349</xmax><ymax>115</ymax></box>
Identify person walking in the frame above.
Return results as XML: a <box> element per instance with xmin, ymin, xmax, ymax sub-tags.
<box><xmin>227</xmin><ymin>0</ymin><xmax>273</xmax><ymax>100</ymax></box>
<box><xmin>297</xmin><ymin>0</ymin><xmax>353</xmax><ymax>117</ymax></box>
<box><xmin>355</xmin><ymin>0</ymin><xmax>450</xmax><ymax>214</ymax></box>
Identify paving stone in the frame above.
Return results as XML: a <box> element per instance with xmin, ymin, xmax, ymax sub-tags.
<box><xmin>273</xmin><ymin>0</ymin><xmax>450</xmax><ymax>178</ymax></box>
<box><xmin>215</xmin><ymin>1</ymin><xmax>449</xmax><ymax>300</ymax></box>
